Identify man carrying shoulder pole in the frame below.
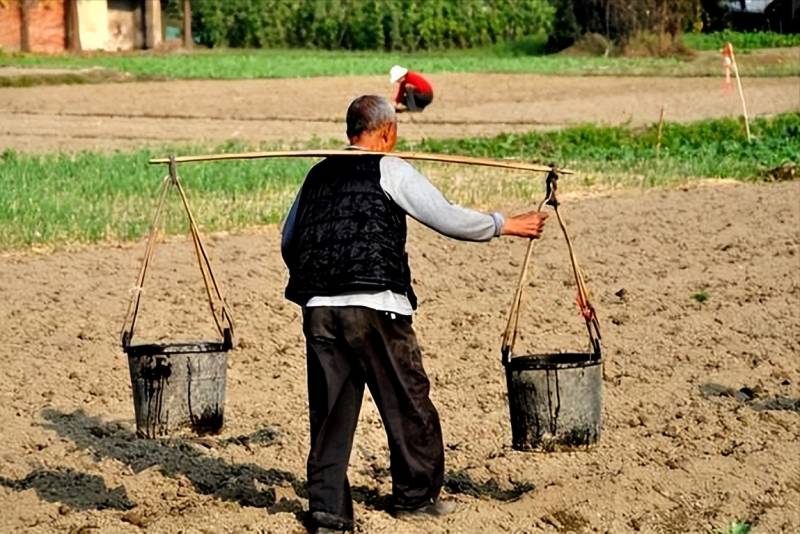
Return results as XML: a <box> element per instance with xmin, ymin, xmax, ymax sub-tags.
<box><xmin>281</xmin><ymin>95</ymin><xmax>547</xmax><ymax>533</ymax></box>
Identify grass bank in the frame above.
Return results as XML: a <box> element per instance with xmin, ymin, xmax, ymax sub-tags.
<box><xmin>410</xmin><ymin>113</ymin><xmax>799</xmax><ymax>186</ymax></box>
<box><xmin>1</xmin><ymin>42</ymin><xmax>797</xmax><ymax>84</ymax></box>
<box><xmin>0</xmin><ymin>113</ymin><xmax>796</xmax><ymax>250</ymax></box>
<box><xmin>0</xmin><ymin>67</ymin><xmax>131</xmax><ymax>88</ymax></box>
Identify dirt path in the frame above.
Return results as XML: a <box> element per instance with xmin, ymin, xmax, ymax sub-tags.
<box><xmin>1</xmin><ymin>73</ymin><xmax>797</xmax><ymax>153</ymax></box>
<box><xmin>0</xmin><ymin>180</ymin><xmax>798</xmax><ymax>533</ymax></box>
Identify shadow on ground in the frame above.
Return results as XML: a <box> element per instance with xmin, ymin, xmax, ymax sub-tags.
<box><xmin>353</xmin><ymin>467</ymin><xmax>535</xmax><ymax>512</ymax></box>
<box><xmin>40</xmin><ymin>409</ymin><xmax>304</xmax><ymax>514</ymax></box>
<box><xmin>0</xmin><ymin>467</ymin><xmax>134</xmax><ymax>511</ymax></box>
<box><xmin>35</xmin><ymin>409</ymin><xmax>535</xmax><ymax>529</ymax></box>
<box><xmin>700</xmin><ymin>383</ymin><xmax>800</xmax><ymax>412</ymax></box>
<box><xmin>444</xmin><ymin>470</ymin><xmax>535</xmax><ymax>501</ymax></box>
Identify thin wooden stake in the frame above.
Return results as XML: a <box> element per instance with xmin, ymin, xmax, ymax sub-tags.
<box><xmin>727</xmin><ymin>43</ymin><xmax>752</xmax><ymax>142</ymax></box>
<box><xmin>656</xmin><ymin>105</ymin><xmax>666</xmax><ymax>159</ymax></box>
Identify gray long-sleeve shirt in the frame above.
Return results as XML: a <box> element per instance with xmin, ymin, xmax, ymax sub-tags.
<box><xmin>281</xmin><ymin>154</ymin><xmax>504</xmax><ymax>315</ymax></box>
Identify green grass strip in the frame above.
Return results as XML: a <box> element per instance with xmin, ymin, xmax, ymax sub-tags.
<box><xmin>0</xmin><ymin>113</ymin><xmax>797</xmax><ymax>250</ymax></box>
<box><xmin>2</xmin><ymin>44</ymin><xmax>797</xmax><ymax>81</ymax></box>
<box><xmin>0</xmin><ymin>47</ymin><xmax>691</xmax><ymax>78</ymax></box>
<box><xmin>408</xmin><ymin>113</ymin><xmax>800</xmax><ymax>184</ymax></box>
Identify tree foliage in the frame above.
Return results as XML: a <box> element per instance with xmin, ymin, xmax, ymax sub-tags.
<box><xmin>547</xmin><ymin>0</ymin><xmax>703</xmax><ymax>53</ymax></box>
<box><xmin>189</xmin><ymin>0</ymin><xmax>554</xmax><ymax>50</ymax></box>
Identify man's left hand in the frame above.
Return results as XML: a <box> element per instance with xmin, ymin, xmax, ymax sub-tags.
<box><xmin>501</xmin><ymin>211</ymin><xmax>549</xmax><ymax>239</ymax></box>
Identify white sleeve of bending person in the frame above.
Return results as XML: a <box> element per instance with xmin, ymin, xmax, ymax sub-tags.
<box><xmin>379</xmin><ymin>157</ymin><xmax>504</xmax><ymax>241</ymax></box>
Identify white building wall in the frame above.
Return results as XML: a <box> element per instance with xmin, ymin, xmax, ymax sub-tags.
<box><xmin>76</xmin><ymin>0</ymin><xmax>109</xmax><ymax>51</ymax></box>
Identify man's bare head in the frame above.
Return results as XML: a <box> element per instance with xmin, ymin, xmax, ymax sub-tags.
<box><xmin>346</xmin><ymin>95</ymin><xmax>397</xmax><ymax>151</ymax></box>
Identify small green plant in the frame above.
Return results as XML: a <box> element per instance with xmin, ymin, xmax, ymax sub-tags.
<box><xmin>692</xmin><ymin>290</ymin><xmax>709</xmax><ymax>303</ymax></box>
<box><xmin>717</xmin><ymin>520</ymin><xmax>752</xmax><ymax>534</ymax></box>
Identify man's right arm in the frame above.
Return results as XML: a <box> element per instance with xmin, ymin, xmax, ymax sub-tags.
<box><xmin>380</xmin><ymin>157</ymin><xmax>547</xmax><ymax>241</ymax></box>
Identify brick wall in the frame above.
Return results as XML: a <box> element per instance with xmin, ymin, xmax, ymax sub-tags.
<box><xmin>0</xmin><ymin>0</ymin><xmax>66</xmax><ymax>53</ymax></box>
<box><xmin>0</xmin><ymin>2</ymin><xmax>23</xmax><ymax>51</ymax></box>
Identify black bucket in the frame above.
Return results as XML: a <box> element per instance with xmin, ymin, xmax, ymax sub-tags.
<box><xmin>503</xmin><ymin>352</ymin><xmax>602</xmax><ymax>451</ymax></box>
<box><xmin>124</xmin><ymin>335</ymin><xmax>230</xmax><ymax>439</ymax></box>
<box><xmin>120</xmin><ymin>167</ymin><xmax>235</xmax><ymax>439</ymax></box>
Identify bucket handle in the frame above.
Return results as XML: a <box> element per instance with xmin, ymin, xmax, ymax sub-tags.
<box><xmin>500</xmin><ymin>168</ymin><xmax>601</xmax><ymax>366</ymax></box>
<box><xmin>120</xmin><ymin>156</ymin><xmax>235</xmax><ymax>350</ymax></box>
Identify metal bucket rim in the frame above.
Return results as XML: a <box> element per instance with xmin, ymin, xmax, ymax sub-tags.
<box><xmin>124</xmin><ymin>341</ymin><xmax>230</xmax><ymax>357</ymax></box>
<box><xmin>504</xmin><ymin>351</ymin><xmax>601</xmax><ymax>370</ymax></box>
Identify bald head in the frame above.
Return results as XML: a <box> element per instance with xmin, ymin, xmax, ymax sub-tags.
<box><xmin>346</xmin><ymin>95</ymin><xmax>396</xmax><ymax>139</ymax></box>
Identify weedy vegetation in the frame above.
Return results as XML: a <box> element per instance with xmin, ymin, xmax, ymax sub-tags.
<box><xmin>0</xmin><ymin>113</ymin><xmax>796</xmax><ymax>250</ymax></box>
<box><xmin>682</xmin><ymin>30</ymin><xmax>800</xmax><ymax>51</ymax></box>
<box><xmin>407</xmin><ymin>113</ymin><xmax>799</xmax><ymax>183</ymax></box>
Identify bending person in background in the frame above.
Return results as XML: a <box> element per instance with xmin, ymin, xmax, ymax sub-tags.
<box><xmin>390</xmin><ymin>65</ymin><xmax>434</xmax><ymax>113</ymax></box>
<box><xmin>281</xmin><ymin>95</ymin><xmax>547</xmax><ymax>534</ymax></box>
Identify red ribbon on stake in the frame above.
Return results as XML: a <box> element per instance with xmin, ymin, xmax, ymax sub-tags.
<box><xmin>722</xmin><ymin>42</ymin><xmax>733</xmax><ymax>93</ymax></box>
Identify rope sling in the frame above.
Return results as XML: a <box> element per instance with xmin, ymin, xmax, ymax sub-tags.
<box><xmin>500</xmin><ymin>170</ymin><xmax>602</xmax><ymax>368</ymax></box>
<box><xmin>120</xmin><ymin>157</ymin><xmax>234</xmax><ymax>350</ymax></box>
<box><xmin>137</xmin><ymin>151</ymin><xmax>595</xmax><ymax>368</ymax></box>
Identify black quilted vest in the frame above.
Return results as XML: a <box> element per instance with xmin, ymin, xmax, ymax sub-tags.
<box><xmin>284</xmin><ymin>156</ymin><xmax>416</xmax><ymax>308</ymax></box>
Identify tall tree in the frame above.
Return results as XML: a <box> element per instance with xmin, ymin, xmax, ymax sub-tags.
<box><xmin>183</xmin><ymin>0</ymin><xmax>193</xmax><ymax>49</ymax></box>
<box><xmin>546</xmin><ymin>0</ymin><xmax>581</xmax><ymax>52</ymax></box>
<box><xmin>20</xmin><ymin>0</ymin><xmax>38</xmax><ymax>53</ymax></box>
<box><xmin>66</xmin><ymin>0</ymin><xmax>81</xmax><ymax>52</ymax></box>
<box><xmin>548</xmin><ymin>0</ymin><xmax>700</xmax><ymax>53</ymax></box>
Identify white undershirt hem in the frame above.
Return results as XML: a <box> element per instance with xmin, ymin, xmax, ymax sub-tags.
<box><xmin>305</xmin><ymin>290</ymin><xmax>414</xmax><ymax>316</ymax></box>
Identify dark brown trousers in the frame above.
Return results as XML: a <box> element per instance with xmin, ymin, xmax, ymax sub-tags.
<box><xmin>302</xmin><ymin>306</ymin><xmax>444</xmax><ymax>530</ymax></box>
<box><xmin>404</xmin><ymin>87</ymin><xmax>432</xmax><ymax>111</ymax></box>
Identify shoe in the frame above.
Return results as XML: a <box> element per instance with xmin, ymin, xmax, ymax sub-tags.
<box><xmin>395</xmin><ymin>499</ymin><xmax>459</xmax><ymax>519</ymax></box>
<box><xmin>310</xmin><ymin>510</ymin><xmax>352</xmax><ymax>533</ymax></box>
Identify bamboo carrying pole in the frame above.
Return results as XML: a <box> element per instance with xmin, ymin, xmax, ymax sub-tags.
<box><xmin>149</xmin><ymin>150</ymin><xmax>573</xmax><ymax>174</ymax></box>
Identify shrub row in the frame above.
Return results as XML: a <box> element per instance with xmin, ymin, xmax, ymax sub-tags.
<box><xmin>190</xmin><ymin>0</ymin><xmax>554</xmax><ymax>50</ymax></box>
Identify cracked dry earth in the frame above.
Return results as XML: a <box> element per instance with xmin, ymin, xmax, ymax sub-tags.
<box><xmin>1</xmin><ymin>179</ymin><xmax>798</xmax><ymax>533</ymax></box>
<box><xmin>1</xmin><ymin>72</ymin><xmax>798</xmax><ymax>153</ymax></box>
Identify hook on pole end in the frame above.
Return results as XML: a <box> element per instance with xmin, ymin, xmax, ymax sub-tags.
<box><xmin>545</xmin><ymin>167</ymin><xmax>560</xmax><ymax>207</ymax></box>
<box><xmin>168</xmin><ymin>155</ymin><xmax>178</xmax><ymax>184</ymax></box>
